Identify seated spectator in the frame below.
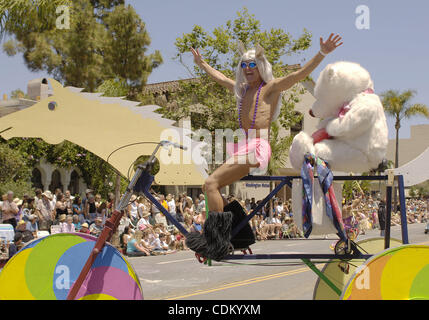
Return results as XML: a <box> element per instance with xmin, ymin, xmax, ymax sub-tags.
<box><xmin>141</xmin><ymin>229</ymin><xmax>155</xmax><ymax>253</ymax></box>
<box><xmin>16</xmin><ymin>220</ymin><xmax>34</xmax><ymax>243</ymax></box>
<box><xmin>120</xmin><ymin>226</ymin><xmax>133</xmax><ymax>252</ymax></box>
<box><xmin>61</xmin><ymin>215</ymin><xmax>75</xmax><ymax>233</ymax></box>
<box><xmin>58</xmin><ymin>214</ymin><xmax>67</xmax><ymax>225</ymax></box>
<box><xmin>72</xmin><ymin>214</ymin><xmax>81</xmax><ymax>231</ymax></box>
<box><xmin>21</xmin><ymin>198</ymin><xmax>35</xmax><ymax>222</ymax></box>
<box><xmin>282</xmin><ymin>217</ymin><xmax>303</xmax><ymax>238</ymax></box>
<box><xmin>157</xmin><ymin>233</ymin><xmax>170</xmax><ymax>252</ymax></box>
<box><xmin>136</xmin><ymin>210</ymin><xmax>152</xmax><ymax>231</ymax></box>
<box><xmin>271</xmin><ymin>213</ymin><xmax>283</xmax><ymax>239</ymax></box>
<box><xmin>183</xmin><ymin>214</ymin><xmax>195</xmax><ymax>233</ymax></box>
<box><xmin>79</xmin><ymin>222</ymin><xmax>90</xmax><ymax>234</ymax></box>
<box><xmin>126</xmin><ymin>230</ymin><xmax>151</xmax><ymax>257</ymax></box>
<box><xmin>160</xmin><ymin>233</ymin><xmax>175</xmax><ymax>254</ymax></box>
<box><xmin>150</xmin><ymin>232</ymin><xmax>167</xmax><ymax>255</ymax></box>
<box><xmin>8</xmin><ymin>232</ymin><xmax>23</xmax><ymax>258</ymax></box>
<box><xmin>89</xmin><ymin>217</ymin><xmax>103</xmax><ymax>237</ymax></box>
<box><xmin>172</xmin><ymin>229</ymin><xmax>186</xmax><ymax>250</ymax></box>
<box><xmin>192</xmin><ymin>214</ymin><xmax>203</xmax><ymax>233</ymax></box>
<box><xmin>256</xmin><ymin>214</ymin><xmax>269</xmax><ymax>240</ymax></box>
<box><xmin>26</xmin><ymin>214</ymin><xmax>39</xmax><ymax>238</ymax></box>
<box><xmin>264</xmin><ymin>214</ymin><xmax>281</xmax><ymax>239</ymax></box>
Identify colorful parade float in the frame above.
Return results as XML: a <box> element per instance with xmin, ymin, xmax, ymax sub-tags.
<box><xmin>0</xmin><ymin>71</ymin><xmax>428</xmax><ymax>300</ymax></box>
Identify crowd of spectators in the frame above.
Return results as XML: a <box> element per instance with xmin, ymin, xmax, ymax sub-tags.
<box><xmin>1</xmin><ymin>187</ymin><xmax>429</xmax><ymax>261</ymax></box>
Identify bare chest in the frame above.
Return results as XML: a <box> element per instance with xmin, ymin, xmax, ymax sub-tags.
<box><xmin>238</xmin><ymin>87</ymin><xmax>279</xmax><ymax>131</ymax></box>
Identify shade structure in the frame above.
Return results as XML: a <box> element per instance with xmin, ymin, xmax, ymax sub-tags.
<box><xmin>0</xmin><ymin>78</ymin><xmax>208</xmax><ymax>185</ymax></box>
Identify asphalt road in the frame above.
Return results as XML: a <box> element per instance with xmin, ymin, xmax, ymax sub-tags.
<box><xmin>127</xmin><ymin>223</ymin><xmax>429</xmax><ymax>300</ymax></box>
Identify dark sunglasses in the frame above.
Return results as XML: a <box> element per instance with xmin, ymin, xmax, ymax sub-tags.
<box><xmin>240</xmin><ymin>61</ymin><xmax>257</xmax><ymax>69</ymax></box>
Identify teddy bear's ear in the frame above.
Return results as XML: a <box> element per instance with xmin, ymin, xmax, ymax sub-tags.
<box><xmin>327</xmin><ymin>66</ymin><xmax>336</xmax><ymax>79</ymax></box>
<box><xmin>255</xmin><ymin>44</ymin><xmax>265</xmax><ymax>58</ymax></box>
<box><xmin>237</xmin><ymin>40</ymin><xmax>246</xmax><ymax>55</ymax></box>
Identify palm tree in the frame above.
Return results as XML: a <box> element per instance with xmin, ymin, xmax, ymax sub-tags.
<box><xmin>381</xmin><ymin>89</ymin><xmax>429</xmax><ymax>209</ymax></box>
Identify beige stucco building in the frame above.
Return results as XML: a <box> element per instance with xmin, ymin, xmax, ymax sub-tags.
<box><xmin>385</xmin><ymin>125</ymin><xmax>429</xmax><ymax>168</ymax></box>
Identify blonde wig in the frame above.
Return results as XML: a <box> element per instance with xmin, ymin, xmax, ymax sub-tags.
<box><xmin>234</xmin><ymin>42</ymin><xmax>283</xmax><ymax>121</ymax></box>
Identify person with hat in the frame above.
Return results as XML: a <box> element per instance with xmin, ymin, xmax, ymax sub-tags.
<box><xmin>34</xmin><ymin>191</ymin><xmax>55</xmax><ymax>231</ymax></box>
<box><xmin>16</xmin><ymin>220</ymin><xmax>34</xmax><ymax>242</ymax></box>
<box><xmin>136</xmin><ymin>209</ymin><xmax>152</xmax><ymax>231</ymax></box>
<box><xmin>1</xmin><ymin>191</ymin><xmax>19</xmax><ymax>229</ymax></box>
<box><xmin>79</xmin><ymin>222</ymin><xmax>90</xmax><ymax>234</ymax></box>
<box><xmin>13</xmin><ymin>197</ymin><xmax>24</xmax><ymax>222</ymax></box>
<box><xmin>89</xmin><ymin>217</ymin><xmax>103</xmax><ymax>237</ymax></box>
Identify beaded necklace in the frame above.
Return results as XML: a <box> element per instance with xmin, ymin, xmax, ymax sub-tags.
<box><xmin>238</xmin><ymin>81</ymin><xmax>264</xmax><ymax>137</ymax></box>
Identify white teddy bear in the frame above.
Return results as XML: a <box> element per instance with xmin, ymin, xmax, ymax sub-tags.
<box><xmin>289</xmin><ymin>61</ymin><xmax>388</xmax><ymax>173</ymax></box>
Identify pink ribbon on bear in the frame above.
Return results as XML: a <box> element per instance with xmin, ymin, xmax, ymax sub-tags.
<box><xmin>311</xmin><ymin>88</ymin><xmax>374</xmax><ymax>144</ymax></box>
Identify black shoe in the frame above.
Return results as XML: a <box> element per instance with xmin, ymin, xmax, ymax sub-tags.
<box><xmin>425</xmin><ymin>229</ymin><xmax>428</xmax><ymax>234</ymax></box>
<box><xmin>224</xmin><ymin>200</ymin><xmax>256</xmax><ymax>250</ymax></box>
<box><xmin>185</xmin><ymin>211</ymin><xmax>233</xmax><ymax>261</ymax></box>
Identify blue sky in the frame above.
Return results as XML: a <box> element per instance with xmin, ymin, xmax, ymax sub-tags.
<box><xmin>1</xmin><ymin>0</ymin><xmax>429</xmax><ymax>138</ymax></box>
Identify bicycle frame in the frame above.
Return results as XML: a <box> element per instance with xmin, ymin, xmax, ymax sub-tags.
<box><xmin>66</xmin><ymin>141</ymin><xmax>409</xmax><ymax>299</ymax></box>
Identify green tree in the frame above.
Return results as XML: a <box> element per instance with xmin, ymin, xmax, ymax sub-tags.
<box><xmin>10</xmin><ymin>88</ymin><xmax>28</xmax><ymax>99</ymax></box>
<box><xmin>408</xmin><ymin>186</ymin><xmax>417</xmax><ymax>198</ymax></box>
<box><xmin>1</xmin><ymin>1</ymin><xmax>162</xmax><ymax>198</ymax></box>
<box><xmin>0</xmin><ymin>143</ymin><xmax>33</xmax><ymax>197</ymax></box>
<box><xmin>0</xmin><ymin>0</ymin><xmax>71</xmax><ymax>36</ymax></box>
<box><xmin>3</xmin><ymin>1</ymin><xmax>161</xmax><ymax>92</ymax></box>
<box><xmin>171</xmin><ymin>7</ymin><xmax>310</xmax><ymax>131</ymax></box>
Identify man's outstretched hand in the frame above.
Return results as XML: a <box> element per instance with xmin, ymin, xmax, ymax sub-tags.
<box><xmin>320</xmin><ymin>33</ymin><xmax>343</xmax><ymax>55</ymax></box>
<box><xmin>190</xmin><ymin>47</ymin><xmax>204</xmax><ymax>66</ymax></box>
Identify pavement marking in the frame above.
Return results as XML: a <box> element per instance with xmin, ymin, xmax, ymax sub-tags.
<box><xmin>157</xmin><ymin>257</ymin><xmax>196</xmax><ymax>265</ymax></box>
<box><xmin>140</xmin><ymin>279</ymin><xmax>162</xmax><ymax>284</ymax></box>
<box><xmin>158</xmin><ymin>239</ymin><xmax>429</xmax><ymax>299</ymax></box>
<box><xmin>163</xmin><ymin>266</ymin><xmax>317</xmax><ymax>300</ymax></box>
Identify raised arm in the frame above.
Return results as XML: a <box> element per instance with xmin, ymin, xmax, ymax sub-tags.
<box><xmin>191</xmin><ymin>47</ymin><xmax>235</xmax><ymax>92</ymax></box>
<box><xmin>267</xmin><ymin>34</ymin><xmax>343</xmax><ymax>94</ymax></box>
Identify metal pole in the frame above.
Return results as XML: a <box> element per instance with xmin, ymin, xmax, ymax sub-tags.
<box><xmin>67</xmin><ymin>142</ymin><xmax>165</xmax><ymax>300</ymax></box>
<box><xmin>231</xmin><ymin>178</ymin><xmax>289</xmax><ymax>238</ymax></box>
<box><xmin>397</xmin><ymin>175</ymin><xmax>409</xmax><ymax>244</ymax></box>
<box><xmin>302</xmin><ymin>259</ymin><xmax>342</xmax><ymax>297</ymax></box>
<box><xmin>67</xmin><ymin>166</ymin><xmax>144</xmax><ymax>300</ymax></box>
<box><xmin>384</xmin><ymin>186</ymin><xmax>392</xmax><ymax>250</ymax></box>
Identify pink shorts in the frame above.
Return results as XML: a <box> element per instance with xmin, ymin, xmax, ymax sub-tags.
<box><xmin>226</xmin><ymin>138</ymin><xmax>272</xmax><ymax>169</ymax></box>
